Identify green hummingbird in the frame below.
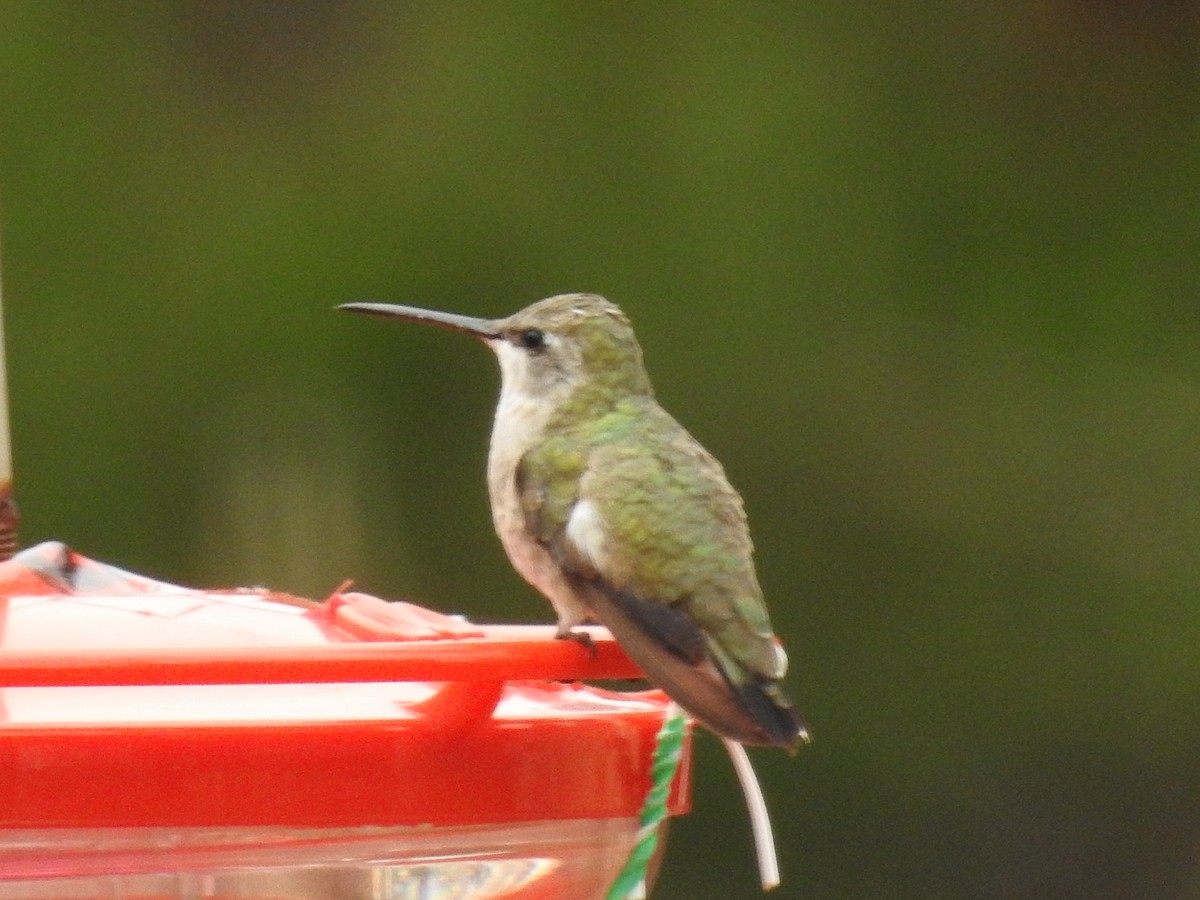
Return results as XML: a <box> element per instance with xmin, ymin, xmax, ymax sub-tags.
<box><xmin>340</xmin><ymin>294</ymin><xmax>807</xmax><ymax>749</ymax></box>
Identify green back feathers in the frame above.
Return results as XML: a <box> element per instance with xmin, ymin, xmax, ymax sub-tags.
<box><xmin>523</xmin><ymin>395</ymin><xmax>782</xmax><ymax>685</ymax></box>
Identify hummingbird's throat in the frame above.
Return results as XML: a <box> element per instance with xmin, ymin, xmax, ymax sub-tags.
<box><xmin>489</xmin><ymin>341</ymin><xmax>563</xmax><ymax>461</ymax></box>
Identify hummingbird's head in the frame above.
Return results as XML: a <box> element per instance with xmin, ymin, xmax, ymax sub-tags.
<box><xmin>492</xmin><ymin>294</ymin><xmax>653</xmax><ymax>406</ymax></box>
<box><xmin>340</xmin><ymin>293</ymin><xmax>653</xmax><ymax>407</ymax></box>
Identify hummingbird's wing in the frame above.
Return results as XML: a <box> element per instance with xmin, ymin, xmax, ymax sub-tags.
<box><xmin>516</xmin><ymin>398</ymin><xmax>805</xmax><ymax>748</ymax></box>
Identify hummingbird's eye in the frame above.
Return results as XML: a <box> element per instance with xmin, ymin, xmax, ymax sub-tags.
<box><xmin>516</xmin><ymin>328</ymin><xmax>546</xmax><ymax>351</ymax></box>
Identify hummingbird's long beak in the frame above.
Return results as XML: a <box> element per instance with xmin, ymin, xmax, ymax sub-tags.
<box><xmin>338</xmin><ymin>303</ymin><xmax>499</xmax><ymax>340</ymax></box>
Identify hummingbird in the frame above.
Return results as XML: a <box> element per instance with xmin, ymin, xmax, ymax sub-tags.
<box><xmin>340</xmin><ymin>294</ymin><xmax>807</xmax><ymax>749</ymax></box>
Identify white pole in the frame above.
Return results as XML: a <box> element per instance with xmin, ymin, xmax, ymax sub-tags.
<box><xmin>0</xmin><ymin>230</ymin><xmax>18</xmax><ymax>559</ymax></box>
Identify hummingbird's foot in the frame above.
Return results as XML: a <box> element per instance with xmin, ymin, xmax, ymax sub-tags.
<box><xmin>555</xmin><ymin>626</ymin><xmax>597</xmax><ymax>658</ymax></box>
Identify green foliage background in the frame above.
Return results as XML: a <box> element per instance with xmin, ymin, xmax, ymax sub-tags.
<box><xmin>3</xmin><ymin>4</ymin><xmax>1200</xmax><ymax>897</ymax></box>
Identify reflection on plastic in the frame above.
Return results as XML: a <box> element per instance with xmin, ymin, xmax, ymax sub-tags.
<box><xmin>0</xmin><ymin>819</ymin><xmax>646</xmax><ymax>899</ymax></box>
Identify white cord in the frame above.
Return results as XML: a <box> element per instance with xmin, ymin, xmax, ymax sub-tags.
<box><xmin>721</xmin><ymin>737</ymin><xmax>781</xmax><ymax>890</ymax></box>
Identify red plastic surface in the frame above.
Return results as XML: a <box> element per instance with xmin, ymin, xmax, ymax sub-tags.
<box><xmin>0</xmin><ymin>543</ymin><xmax>692</xmax><ymax>829</ymax></box>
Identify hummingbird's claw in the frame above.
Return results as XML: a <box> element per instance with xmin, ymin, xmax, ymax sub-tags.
<box><xmin>555</xmin><ymin>626</ymin><xmax>597</xmax><ymax>659</ymax></box>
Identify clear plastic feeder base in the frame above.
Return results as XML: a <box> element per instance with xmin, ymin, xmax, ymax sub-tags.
<box><xmin>0</xmin><ymin>819</ymin><xmax>653</xmax><ymax>899</ymax></box>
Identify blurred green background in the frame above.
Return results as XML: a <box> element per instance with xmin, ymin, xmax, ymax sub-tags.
<box><xmin>3</xmin><ymin>3</ymin><xmax>1200</xmax><ymax>897</ymax></box>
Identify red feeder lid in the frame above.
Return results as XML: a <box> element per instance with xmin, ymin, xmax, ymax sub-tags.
<box><xmin>0</xmin><ymin>542</ymin><xmax>692</xmax><ymax>829</ymax></box>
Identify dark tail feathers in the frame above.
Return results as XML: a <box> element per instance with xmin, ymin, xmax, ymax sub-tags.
<box><xmin>736</xmin><ymin>680</ymin><xmax>810</xmax><ymax>750</ymax></box>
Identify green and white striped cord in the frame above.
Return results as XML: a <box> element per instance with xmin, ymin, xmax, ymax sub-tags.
<box><xmin>607</xmin><ymin>704</ymin><xmax>782</xmax><ymax>898</ymax></box>
<box><xmin>606</xmin><ymin>701</ymin><xmax>688</xmax><ymax>900</ymax></box>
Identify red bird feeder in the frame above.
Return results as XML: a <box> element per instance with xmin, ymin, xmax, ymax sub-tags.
<box><xmin>0</xmin><ymin>542</ymin><xmax>692</xmax><ymax>899</ymax></box>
